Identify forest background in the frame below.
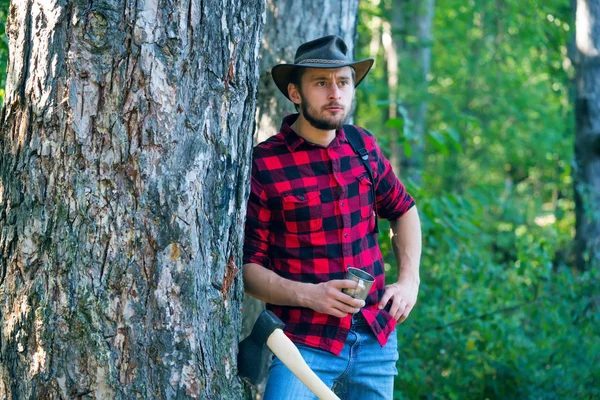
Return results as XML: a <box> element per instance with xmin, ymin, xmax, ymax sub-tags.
<box><xmin>352</xmin><ymin>1</ymin><xmax>599</xmax><ymax>398</ymax></box>
<box><xmin>0</xmin><ymin>0</ymin><xmax>597</xmax><ymax>398</ymax></box>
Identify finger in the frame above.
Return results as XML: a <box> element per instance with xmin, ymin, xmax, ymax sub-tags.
<box><xmin>338</xmin><ymin>292</ymin><xmax>365</xmax><ymax>309</ymax></box>
<box><xmin>392</xmin><ymin>298</ymin><xmax>408</xmax><ymax>321</ymax></box>
<box><xmin>332</xmin><ymin>286</ymin><xmax>366</xmax><ymax>307</ymax></box>
<box><xmin>398</xmin><ymin>304</ymin><xmax>413</xmax><ymax>323</ymax></box>
<box><xmin>324</xmin><ymin>300</ymin><xmax>349</xmax><ymax>318</ymax></box>
<box><xmin>397</xmin><ymin>311</ymin><xmax>406</xmax><ymax>323</ymax></box>
<box><xmin>388</xmin><ymin>296</ymin><xmax>402</xmax><ymax>318</ymax></box>
<box><xmin>353</xmin><ymin>298</ymin><xmax>366</xmax><ymax>308</ymax></box>
<box><xmin>323</xmin><ymin>282</ymin><xmax>349</xmax><ymax>300</ymax></box>
<box><xmin>329</xmin><ymin>302</ymin><xmax>361</xmax><ymax>318</ymax></box>
<box><xmin>378</xmin><ymin>287</ymin><xmax>394</xmax><ymax>309</ymax></box>
<box><xmin>336</xmin><ymin>300</ymin><xmax>362</xmax><ymax>315</ymax></box>
<box><xmin>397</xmin><ymin>309</ymin><xmax>407</xmax><ymax>322</ymax></box>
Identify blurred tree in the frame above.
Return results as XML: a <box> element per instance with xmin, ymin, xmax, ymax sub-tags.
<box><xmin>254</xmin><ymin>0</ymin><xmax>360</xmax><ymax>142</ymax></box>
<box><xmin>0</xmin><ymin>0</ymin><xmax>263</xmax><ymax>398</ymax></box>
<box><xmin>382</xmin><ymin>0</ymin><xmax>434</xmax><ymax>184</ymax></box>
<box><xmin>573</xmin><ymin>0</ymin><xmax>600</xmax><ymax>270</ymax></box>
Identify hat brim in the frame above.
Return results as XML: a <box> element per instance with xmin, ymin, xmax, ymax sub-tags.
<box><xmin>271</xmin><ymin>58</ymin><xmax>374</xmax><ymax>100</ymax></box>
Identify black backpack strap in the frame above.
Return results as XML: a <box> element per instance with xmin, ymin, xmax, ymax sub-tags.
<box><xmin>343</xmin><ymin>124</ymin><xmax>379</xmax><ymax>233</ymax></box>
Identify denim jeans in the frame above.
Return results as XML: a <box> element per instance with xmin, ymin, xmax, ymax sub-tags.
<box><xmin>263</xmin><ymin>314</ymin><xmax>399</xmax><ymax>400</ymax></box>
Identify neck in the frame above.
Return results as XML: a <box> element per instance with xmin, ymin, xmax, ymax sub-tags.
<box><xmin>290</xmin><ymin>114</ymin><xmax>336</xmax><ymax>147</ymax></box>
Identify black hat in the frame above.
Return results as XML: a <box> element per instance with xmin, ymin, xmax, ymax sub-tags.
<box><xmin>271</xmin><ymin>35</ymin><xmax>374</xmax><ymax>100</ymax></box>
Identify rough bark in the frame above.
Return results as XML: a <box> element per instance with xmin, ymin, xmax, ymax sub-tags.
<box><xmin>574</xmin><ymin>0</ymin><xmax>600</xmax><ymax>269</ymax></box>
<box><xmin>384</xmin><ymin>0</ymin><xmax>433</xmax><ymax>184</ymax></box>
<box><xmin>242</xmin><ymin>0</ymin><xmax>359</xmax><ymax>397</ymax></box>
<box><xmin>0</xmin><ymin>0</ymin><xmax>264</xmax><ymax>398</ymax></box>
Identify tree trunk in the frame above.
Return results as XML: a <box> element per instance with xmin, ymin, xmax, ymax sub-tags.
<box><xmin>0</xmin><ymin>0</ymin><xmax>264</xmax><ymax>398</ymax></box>
<box><xmin>382</xmin><ymin>17</ymin><xmax>400</xmax><ymax>176</ymax></box>
<box><xmin>254</xmin><ymin>0</ymin><xmax>360</xmax><ymax>143</ymax></box>
<box><xmin>574</xmin><ymin>0</ymin><xmax>600</xmax><ymax>269</ymax></box>
<box><xmin>384</xmin><ymin>0</ymin><xmax>434</xmax><ymax>184</ymax></box>
<box><xmin>243</xmin><ymin>1</ymin><xmax>359</xmax><ymax>397</ymax></box>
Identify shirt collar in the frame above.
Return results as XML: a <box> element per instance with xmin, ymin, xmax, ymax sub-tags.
<box><xmin>280</xmin><ymin>113</ymin><xmax>348</xmax><ymax>153</ymax></box>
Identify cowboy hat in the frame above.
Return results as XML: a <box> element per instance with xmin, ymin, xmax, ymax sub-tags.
<box><xmin>271</xmin><ymin>35</ymin><xmax>374</xmax><ymax>100</ymax></box>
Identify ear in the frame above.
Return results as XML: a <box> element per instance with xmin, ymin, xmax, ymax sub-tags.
<box><xmin>288</xmin><ymin>83</ymin><xmax>301</xmax><ymax>105</ymax></box>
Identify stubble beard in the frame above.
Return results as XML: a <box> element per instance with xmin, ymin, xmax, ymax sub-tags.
<box><xmin>300</xmin><ymin>97</ymin><xmax>356</xmax><ymax>131</ymax></box>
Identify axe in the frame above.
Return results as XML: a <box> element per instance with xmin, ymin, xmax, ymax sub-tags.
<box><xmin>238</xmin><ymin>310</ymin><xmax>340</xmax><ymax>400</ymax></box>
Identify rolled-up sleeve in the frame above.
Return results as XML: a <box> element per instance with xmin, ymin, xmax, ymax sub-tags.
<box><xmin>369</xmin><ymin>137</ymin><xmax>415</xmax><ymax>220</ymax></box>
<box><xmin>243</xmin><ymin>166</ymin><xmax>272</xmax><ymax>268</ymax></box>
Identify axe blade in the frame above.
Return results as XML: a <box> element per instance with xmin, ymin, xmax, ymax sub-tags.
<box><xmin>238</xmin><ymin>310</ymin><xmax>285</xmax><ymax>385</ymax></box>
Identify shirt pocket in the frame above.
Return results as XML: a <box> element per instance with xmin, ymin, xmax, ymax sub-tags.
<box><xmin>281</xmin><ymin>188</ymin><xmax>323</xmax><ymax>233</ymax></box>
<box><xmin>357</xmin><ymin>173</ymin><xmax>374</xmax><ymax>220</ymax></box>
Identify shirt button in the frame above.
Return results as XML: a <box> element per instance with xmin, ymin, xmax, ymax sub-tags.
<box><xmin>299</xmin><ymin>195</ymin><xmax>305</xmax><ymax>200</ymax></box>
<box><xmin>341</xmin><ymin>202</ymin><xmax>345</xmax><ymax>207</ymax></box>
<box><xmin>347</xmin><ymin>264</ymin><xmax>351</xmax><ymax>269</ymax></box>
<box><xmin>344</xmin><ymin>233</ymin><xmax>348</xmax><ymax>238</ymax></box>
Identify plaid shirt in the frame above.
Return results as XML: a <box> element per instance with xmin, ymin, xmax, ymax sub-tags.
<box><xmin>243</xmin><ymin>114</ymin><xmax>415</xmax><ymax>355</ymax></box>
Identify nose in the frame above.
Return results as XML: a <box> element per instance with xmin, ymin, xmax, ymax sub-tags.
<box><xmin>328</xmin><ymin>84</ymin><xmax>342</xmax><ymax>100</ymax></box>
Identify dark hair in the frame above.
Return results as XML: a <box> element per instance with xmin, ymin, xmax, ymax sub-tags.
<box><xmin>289</xmin><ymin>66</ymin><xmax>307</xmax><ymax>88</ymax></box>
<box><xmin>288</xmin><ymin>67</ymin><xmax>307</xmax><ymax>112</ymax></box>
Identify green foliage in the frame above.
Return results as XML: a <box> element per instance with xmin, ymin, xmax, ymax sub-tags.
<box><xmin>358</xmin><ymin>0</ymin><xmax>598</xmax><ymax>398</ymax></box>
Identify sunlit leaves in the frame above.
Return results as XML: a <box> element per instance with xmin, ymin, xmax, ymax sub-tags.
<box><xmin>356</xmin><ymin>0</ymin><xmax>596</xmax><ymax>398</ymax></box>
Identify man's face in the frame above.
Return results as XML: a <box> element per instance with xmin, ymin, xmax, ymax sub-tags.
<box><xmin>290</xmin><ymin>67</ymin><xmax>355</xmax><ymax>131</ymax></box>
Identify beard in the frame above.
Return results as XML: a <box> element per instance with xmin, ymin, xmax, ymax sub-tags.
<box><xmin>300</xmin><ymin>97</ymin><xmax>355</xmax><ymax>131</ymax></box>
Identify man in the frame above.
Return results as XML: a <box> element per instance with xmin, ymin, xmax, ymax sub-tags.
<box><xmin>243</xmin><ymin>35</ymin><xmax>422</xmax><ymax>399</ymax></box>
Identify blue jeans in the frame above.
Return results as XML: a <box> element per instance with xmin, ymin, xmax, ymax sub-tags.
<box><xmin>263</xmin><ymin>315</ymin><xmax>399</xmax><ymax>400</ymax></box>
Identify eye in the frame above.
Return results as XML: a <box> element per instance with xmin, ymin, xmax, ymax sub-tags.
<box><xmin>316</xmin><ymin>81</ymin><xmax>326</xmax><ymax>87</ymax></box>
<box><xmin>340</xmin><ymin>80</ymin><xmax>349</xmax><ymax>86</ymax></box>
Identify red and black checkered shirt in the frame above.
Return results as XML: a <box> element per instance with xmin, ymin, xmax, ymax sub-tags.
<box><xmin>243</xmin><ymin>114</ymin><xmax>415</xmax><ymax>355</ymax></box>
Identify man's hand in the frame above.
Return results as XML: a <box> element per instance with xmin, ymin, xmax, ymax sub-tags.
<box><xmin>305</xmin><ymin>280</ymin><xmax>366</xmax><ymax>319</ymax></box>
<box><xmin>378</xmin><ymin>278</ymin><xmax>419</xmax><ymax>323</ymax></box>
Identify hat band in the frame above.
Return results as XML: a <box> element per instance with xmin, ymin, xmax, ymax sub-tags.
<box><xmin>297</xmin><ymin>58</ymin><xmax>349</xmax><ymax>64</ymax></box>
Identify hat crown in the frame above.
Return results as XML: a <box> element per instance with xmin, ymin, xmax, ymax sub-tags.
<box><xmin>270</xmin><ymin>35</ymin><xmax>374</xmax><ymax>100</ymax></box>
<box><xmin>294</xmin><ymin>35</ymin><xmax>350</xmax><ymax>64</ymax></box>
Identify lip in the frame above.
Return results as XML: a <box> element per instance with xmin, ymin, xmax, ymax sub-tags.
<box><xmin>325</xmin><ymin>106</ymin><xmax>343</xmax><ymax>111</ymax></box>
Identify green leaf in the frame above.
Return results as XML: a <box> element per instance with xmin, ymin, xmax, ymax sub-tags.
<box><xmin>385</xmin><ymin>117</ymin><xmax>404</xmax><ymax>131</ymax></box>
<box><xmin>427</xmin><ymin>130</ymin><xmax>449</xmax><ymax>154</ymax></box>
<box><xmin>444</xmin><ymin>127</ymin><xmax>463</xmax><ymax>152</ymax></box>
<box><xmin>403</xmin><ymin>140</ymin><xmax>413</xmax><ymax>157</ymax></box>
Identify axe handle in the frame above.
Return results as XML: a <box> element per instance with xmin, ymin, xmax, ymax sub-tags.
<box><xmin>266</xmin><ymin>329</ymin><xmax>340</xmax><ymax>400</ymax></box>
